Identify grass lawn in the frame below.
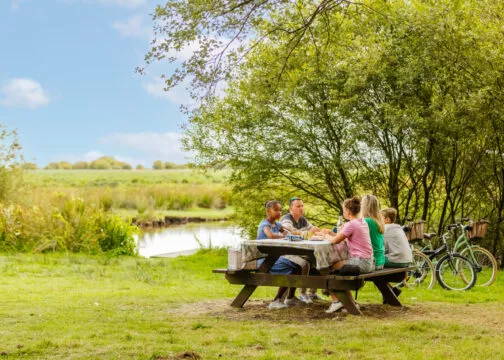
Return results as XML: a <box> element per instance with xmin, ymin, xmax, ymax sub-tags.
<box><xmin>1</xmin><ymin>250</ymin><xmax>503</xmax><ymax>359</ymax></box>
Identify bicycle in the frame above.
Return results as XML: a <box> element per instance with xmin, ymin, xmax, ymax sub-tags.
<box><xmin>419</xmin><ymin>225</ymin><xmax>477</xmax><ymax>291</ymax></box>
<box><xmin>402</xmin><ymin>222</ymin><xmax>436</xmax><ymax>290</ymax></box>
<box><xmin>450</xmin><ymin>219</ymin><xmax>498</xmax><ymax>287</ymax></box>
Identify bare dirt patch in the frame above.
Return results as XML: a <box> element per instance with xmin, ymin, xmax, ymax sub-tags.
<box><xmin>172</xmin><ymin>298</ymin><xmax>504</xmax><ymax>329</ymax></box>
<box><xmin>155</xmin><ymin>351</ymin><xmax>201</xmax><ymax>360</ymax></box>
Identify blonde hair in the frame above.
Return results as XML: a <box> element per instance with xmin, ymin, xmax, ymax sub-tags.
<box><xmin>381</xmin><ymin>208</ymin><xmax>397</xmax><ymax>223</ymax></box>
<box><xmin>361</xmin><ymin>194</ymin><xmax>384</xmax><ymax>233</ymax></box>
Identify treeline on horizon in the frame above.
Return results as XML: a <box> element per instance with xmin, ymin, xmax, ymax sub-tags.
<box><xmin>21</xmin><ymin>156</ymin><xmax>189</xmax><ymax>170</ymax></box>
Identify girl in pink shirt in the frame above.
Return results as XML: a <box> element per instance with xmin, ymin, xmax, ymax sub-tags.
<box><xmin>319</xmin><ymin>196</ymin><xmax>374</xmax><ymax>313</ymax></box>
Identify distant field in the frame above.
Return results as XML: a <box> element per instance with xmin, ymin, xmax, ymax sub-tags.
<box><xmin>22</xmin><ymin>169</ymin><xmax>230</xmax><ymax>187</ymax></box>
<box><xmin>19</xmin><ymin>169</ymin><xmax>234</xmax><ymax>221</ymax></box>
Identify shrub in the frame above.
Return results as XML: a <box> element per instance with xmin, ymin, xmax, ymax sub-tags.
<box><xmin>197</xmin><ymin>194</ymin><xmax>213</xmax><ymax>209</ymax></box>
<box><xmin>153</xmin><ymin>160</ymin><xmax>164</xmax><ymax>170</ymax></box>
<box><xmin>22</xmin><ymin>162</ymin><xmax>38</xmax><ymax>170</ymax></box>
<box><xmin>90</xmin><ymin>160</ymin><xmax>111</xmax><ymax>170</ymax></box>
<box><xmin>96</xmin><ymin>215</ymin><xmax>138</xmax><ymax>256</ymax></box>
<box><xmin>45</xmin><ymin>162</ymin><xmax>60</xmax><ymax>169</ymax></box>
<box><xmin>72</xmin><ymin>161</ymin><xmax>89</xmax><ymax>169</ymax></box>
<box><xmin>59</xmin><ymin>161</ymin><xmax>72</xmax><ymax>170</ymax></box>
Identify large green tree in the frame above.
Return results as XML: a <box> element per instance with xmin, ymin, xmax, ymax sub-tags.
<box><xmin>146</xmin><ymin>0</ymin><xmax>504</xmax><ymax>259</ymax></box>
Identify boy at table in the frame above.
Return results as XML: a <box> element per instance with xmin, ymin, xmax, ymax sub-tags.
<box><xmin>381</xmin><ymin>208</ymin><xmax>413</xmax><ymax>267</ymax></box>
<box><xmin>381</xmin><ymin>208</ymin><xmax>413</xmax><ymax>297</ymax></box>
<box><xmin>281</xmin><ymin>196</ymin><xmax>322</xmax><ymax>303</ymax></box>
<box><xmin>257</xmin><ymin>200</ymin><xmax>302</xmax><ymax>310</ymax></box>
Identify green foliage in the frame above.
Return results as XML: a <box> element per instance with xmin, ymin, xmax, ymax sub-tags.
<box><xmin>170</xmin><ymin>0</ymin><xmax>504</xmax><ymax>259</ymax></box>
<box><xmin>0</xmin><ymin>127</ymin><xmax>23</xmax><ymax>202</ymax></box>
<box><xmin>96</xmin><ymin>215</ymin><xmax>138</xmax><ymax>255</ymax></box>
<box><xmin>152</xmin><ymin>160</ymin><xmax>163</xmax><ymax>169</ymax></box>
<box><xmin>59</xmin><ymin>161</ymin><xmax>72</xmax><ymax>170</ymax></box>
<box><xmin>44</xmin><ymin>162</ymin><xmax>60</xmax><ymax>170</ymax></box>
<box><xmin>136</xmin><ymin>164</ymin><xmax>144</xmax><ymax>170</ymax></box>
<box><xmin>87</xmin><ymin>156</ymin><xmax>132</xmax><ymax>170</ymax></box>
<box><xmin>0</xmin><ymin>196</ymin><xmax>137</xmax><ymax>255</ymax></box>
<box><xmin>164</xmin><ymin>161</ymin><xmax>187</xmax><ymax>169</ymax></box>
<box><xmin>72</xmin><ymin>161</ymin><xmax>88</xmax><ymax>169</ymax></box>
<box><xmin>22</xmin><ymin>162</ymin><xmax>38</xmax><ymax>170</ymax></box>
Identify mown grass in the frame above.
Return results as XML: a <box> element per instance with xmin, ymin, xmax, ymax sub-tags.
<box><xmin>1</xmin><ymin>250</ymin><xmax>503</xmax><ymax>359</ymax></box>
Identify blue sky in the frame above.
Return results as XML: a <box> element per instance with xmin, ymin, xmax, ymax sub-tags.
<box><xmin>0</xmin><ymin>0</ymin><xmax>194</xmax><ymax>167</ymax></box>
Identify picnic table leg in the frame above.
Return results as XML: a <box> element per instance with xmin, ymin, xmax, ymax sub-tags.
<box><xmin>373</xmin><ymin>279</ymin><xmax>401</xmax><ymax>306</ymax></box>
<box><xmin>331</xmin><ymin>290</ymin><xmax>362</xmax><ymax>315</ymax></box>
<box><xmin>229</xmin><ymin>255</ymin><xmax>280</xmax><ymax>308</ymax></box>
<box><xmin>231</xmin><ymin>285</ymin><xmax>258</xmax><ymax>308</ymax></box>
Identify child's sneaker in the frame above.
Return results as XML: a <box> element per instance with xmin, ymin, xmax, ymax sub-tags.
<box><xmin>299</xmin><ymin>293</ymin><xmax>313</xmax><ymax>304</ymax></box>
<box><xmin>308</xmin><ymin>292</ymin><xmax>324</xmax><ymax>301</ymax></box>
<box><xmin>325</xmin><ymin>301</ymin><xmax>344</xmax><ymax>313</ymax></box>
<box><xmin>341</xmin><ymin>303</ymin><xmax>360</xmax><ymax>314</ymax></box>
<box><xmin>284</xmin><ymin>296</ymin><xmax>302</xmax><ymax>306</ymax></box>
<box><xmin>268</xmin><ymin>300</ymin><xmax>288</xmax><ymax>310</ymax></box>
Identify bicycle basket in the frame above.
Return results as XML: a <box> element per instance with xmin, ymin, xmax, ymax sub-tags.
<box><xmin>406</xmin><ymin>221</ymin><xmax>425</xmax><ymax>241</ymax></box>
<box><xmin>468</xmin><ymin>220</ymin><xmax>490</xmax><ymax>239</ymax></box>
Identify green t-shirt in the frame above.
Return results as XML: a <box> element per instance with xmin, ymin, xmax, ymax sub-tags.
<box><xmin>365</xmin><ymin>217</ymin><xmax>385</xmax><ymax>266</ymax></box>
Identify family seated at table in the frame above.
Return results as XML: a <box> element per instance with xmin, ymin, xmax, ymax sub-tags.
<box><xmin>256</xmin><ymin>194</ymin><xmax>412</xmax><ymax>313</ymax></box>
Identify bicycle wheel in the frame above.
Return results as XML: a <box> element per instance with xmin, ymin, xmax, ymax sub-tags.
<box><xmin>403</xmin><ymin>251</ymin><xmax>435</xmax><ymax>290</ymax></box>
<box><xmin>436</xmin><ymin>254</ymin><xmax>476</xmax><ymax>291</ymax></box>
<box><xmin>460</xmin><ymin>246</ymin><xmax>498</xmax><ymax>286</ymax></box>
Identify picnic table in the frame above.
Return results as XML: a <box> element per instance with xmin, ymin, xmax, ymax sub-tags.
<box><xmin>214</xmin><ymin>239</ymin><xmax>414</xmax><ymax>315</ymax></box>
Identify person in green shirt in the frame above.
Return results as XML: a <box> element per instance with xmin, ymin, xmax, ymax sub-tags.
<box><xmin>361</xmin><ymin>194</ymin><xmax>385</xmax><ymax>270</ymax></box>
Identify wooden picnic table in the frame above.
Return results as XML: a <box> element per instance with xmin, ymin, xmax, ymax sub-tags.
<box><xmin>214</xmin><ymin>240</ymin><xmax>414</xmax><ymax>315</ymax></box>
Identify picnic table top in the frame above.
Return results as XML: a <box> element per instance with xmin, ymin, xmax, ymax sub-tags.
<box><xmin>240</xmin><ymin>238</ymin><xmax>337</xmax><ymax>270</ymax></box>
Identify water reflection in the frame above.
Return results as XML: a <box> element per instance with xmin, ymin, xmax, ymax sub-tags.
<box><xmin>136</xmin><ymin>222</ymin><xmax>244</xmax><ymax>258</ymax></box>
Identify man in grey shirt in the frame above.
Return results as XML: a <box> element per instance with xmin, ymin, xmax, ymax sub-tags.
<box><xmin>381</xmin><ymin>208</ymin><xmax>413</xmax><ymax>267</ymax></box>
<box><xmin>281</xmin><ymin>197</ymin><xmax>322</xmax><ymax>302</ymax></box>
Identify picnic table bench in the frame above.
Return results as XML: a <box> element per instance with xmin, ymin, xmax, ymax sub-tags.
<box><xmin>214</xmin><ymin>240</ymin><xmax>414</xmax><ymax>315</ymax></box>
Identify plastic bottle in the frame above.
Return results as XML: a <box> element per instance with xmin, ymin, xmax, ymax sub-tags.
<box><xmin>333</xmin><ymin>213</ymin><xmax>344</xmax><ymax>233</ymax></box>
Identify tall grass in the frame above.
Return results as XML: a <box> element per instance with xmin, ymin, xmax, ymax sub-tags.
<box><xmin>20</xmin><ymin>170</ymin><xmax>233</xmax><ymax>213</ymax></box>
<box><xmin>0</xmin><ymin>197</ymin><xmax>137</xmax><ymax>255</ymax></box>
<box><xmin>0</xmin><ymin>169</ymin><xmax>233</xmax><ymax>254</ymax></box>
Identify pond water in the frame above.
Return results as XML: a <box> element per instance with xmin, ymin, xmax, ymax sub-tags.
<box><xmin>135</xmin><ymin>222</ymin><xmax>244</xmax><ymax>258</ymax></box>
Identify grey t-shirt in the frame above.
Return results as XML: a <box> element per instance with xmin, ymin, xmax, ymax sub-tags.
<box><xmin>280</xmin><ymin>213</ymin><xmax>313</xmax><ymax>233</ymax></box>
<box><xmin>383</xmin><ymin>223</ymin><xmax>413</xmax><ymax>263</ymax></box>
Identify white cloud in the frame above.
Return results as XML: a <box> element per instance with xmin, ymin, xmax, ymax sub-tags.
<box><xmin>11</xmin><ymin>0</ymin><xmax>27</xmax><ymax>11</ymax></box>
<box><xmin>99</xmin><ymin>132</ymin><xmax>193</xmax><ymax>163</ymax></box>
<box><xmin>143</xmin><ymin>78</ymin><xmax>192</xmax><ymax>105</ymax></box>
<box><xmin>112</xmin><ymin>15</ymin><xmax>152</xmax><ymax>39</ymax></box>
<box><xmin>1</xmin><ymin>78</ymin><xmax>51</xmax><ymax>109</ymax></box>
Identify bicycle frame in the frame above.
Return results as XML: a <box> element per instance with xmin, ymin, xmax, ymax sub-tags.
<box><xmin>452</xmin><ymin>226</ymin><xmax>481</xmax><ymax>270</ymax></box>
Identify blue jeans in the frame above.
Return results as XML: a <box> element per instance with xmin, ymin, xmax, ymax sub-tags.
<box><xmin>257</xmin><ymin>257</ymin><xmax>300</xmax><ymax>275</ymax></box>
